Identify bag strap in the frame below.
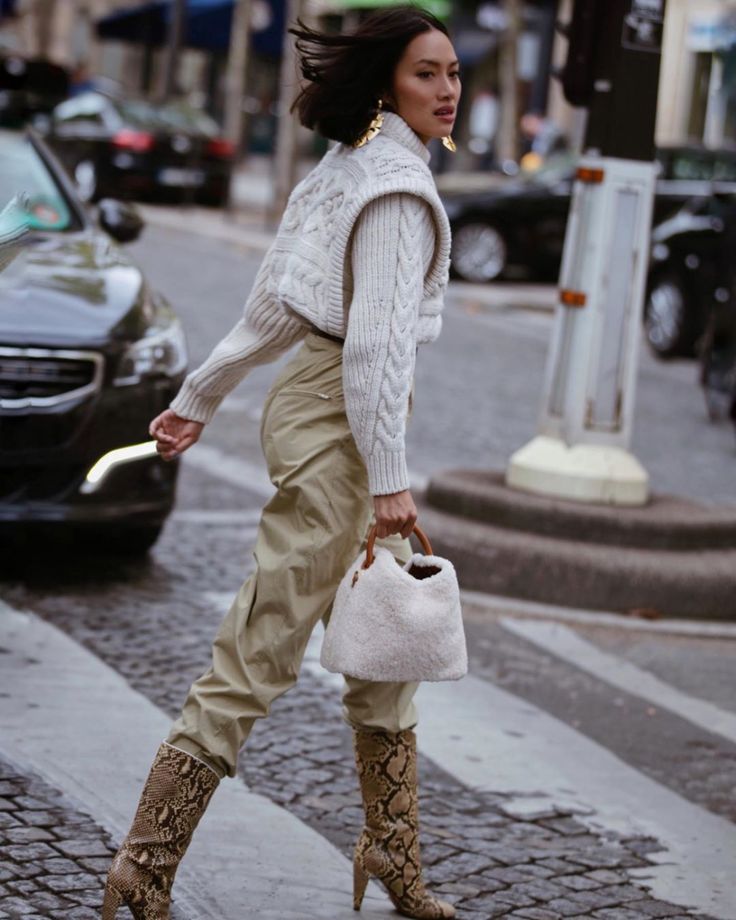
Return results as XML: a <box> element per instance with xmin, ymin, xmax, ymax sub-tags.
<box><xmin>364</xmin><ymin>524</ymin><xmax>433</xmax><ymax>569</ymax></box>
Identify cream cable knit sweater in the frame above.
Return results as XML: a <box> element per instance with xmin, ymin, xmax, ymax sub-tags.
<box><xmin>170</xmin><ymin>113</ymin><xmax>450</xmax><ymax>496</ymax></box>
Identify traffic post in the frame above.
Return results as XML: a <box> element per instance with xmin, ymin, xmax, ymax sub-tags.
<box><xmin>506</xmin><ymin>0</ymin><xmax>667</xmax><ymax>505</ymax></box>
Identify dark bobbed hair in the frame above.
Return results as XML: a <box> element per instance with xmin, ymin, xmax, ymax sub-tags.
<box><xmin>290</xmin><ymin>6</ymin><xmax>449</xmax><ymax>146</ymax></box>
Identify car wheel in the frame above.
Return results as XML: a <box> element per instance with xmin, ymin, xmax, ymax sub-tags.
<box><xmin>644</xmin><ymin>273</ymin><xmax>696</xmax><ymax>358</ymax></box>
<box><xmin>74</xmin><ymin>159</ymin><xmax>98</xmax><ymax>203</ymax></box>
<box><xmin>451</xmin><ymin>221</ymin><xmax>508</xmax><ymax>283</ymax></box>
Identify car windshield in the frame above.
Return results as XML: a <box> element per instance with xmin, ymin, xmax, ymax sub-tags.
<box><xmin>0</xmin><ymin>131</ymin><xmax>75</xmax><ymax>232</ymax></box>
<box><xmin>114</xmin><ymin>97</ymin><xmax>219</xmax><ymax>137</ymax></box>
<box><xmin>157</xmin><ymin>103</ymin><xmax>219</xmax><ymax>137</ymax></box>
<box><xmin>667</xmin><ymin>149</ymin><xmax>736</xmax><ymax>181</ymax></box>
<box><xmin>522</xmin><ymin>153</ymin><xmax>576</xmax><ymax>185</ymax></box>
<box><xmin>116</xmin><ymin>98</ymin><xmax>165</xmax><ymax>130</ymax></box>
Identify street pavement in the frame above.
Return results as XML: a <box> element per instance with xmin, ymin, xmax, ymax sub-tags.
<box><xmin>1</xmin><ymin>201</ymin><xmax>735</xmax><ymax>919</ymax></box>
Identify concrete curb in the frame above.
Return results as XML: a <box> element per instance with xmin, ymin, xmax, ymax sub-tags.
<box><xmin>418</xmin><ymin>497</ymin><xmax>736</xmax><ymax>620</ymax></box>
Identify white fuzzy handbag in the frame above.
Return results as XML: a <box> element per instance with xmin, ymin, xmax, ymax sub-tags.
<box><xmin>320</xmin><ymin>524</ymin><xmax>467</xmax><ymax>682</ymax></box>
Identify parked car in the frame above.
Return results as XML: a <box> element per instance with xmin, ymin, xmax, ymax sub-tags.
<box><xmin>440</xmin><ymin>145</ymin><xmax>736</xmax><ymax>285</ymax></box>
<box><xmin>0</xmin><ymin>54</ymin><xmax>70</xmax><ymax>129</ymax></box>
<box><xmin>0</xmin><ymin>128</ymin><xmax>187</xmax><ymax>552</ymax></box>
<box><xmin>644</xmin><ymin>194</ymin><xmax>728</xmax><ymax>358</ymax></box>
<box><xmin>40</xmin><ymin>91</ymin><xmax>234</xmax><ymax>207</ymax></box>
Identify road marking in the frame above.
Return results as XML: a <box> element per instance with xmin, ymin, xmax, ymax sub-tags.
<box><xmin>171</xmin><ymin>509</ymin><xmax>262</xmax><ymax>526</ymax></box>
<box><xmin>294</xmin><ymin>620</ymin><xmax>736</xmax><ymax>919</ymax></box>
<box><xmin>183</xmin><ymin>443</ymin><xmax>274</xmax><ymax>499</ymax></box>
<box><xmin>219</xmin><ymin>393</ymin><xmax>263</xmax><ymax>419</ymax></box>
<box><xmin>500</xmin><ymin>617</ymin><xmax>736</xmax><ymax>744</ymax></box>
<box><xmin>415</xmin><ymin>667</ymin><xmax>736</xmax><ymax>919</ymax></box>
<box><xmin>184</xmin><ymin>443</ymin><xmax>426</xmax><ymax>500</ymax></box>
<box><xmin>462</xmin><ymin>587</ymin><xmax>736</xmax><ymax>639</ymax></box>
<box><xmin>0</xmin><ymin>601</ymin><xmax>394</xmax><ymax>919</ymax></box>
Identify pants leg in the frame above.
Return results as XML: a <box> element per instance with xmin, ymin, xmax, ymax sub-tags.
<box><xmin>167</xmin><ymin>336</ymin><xmax>419</xmax><ymax>778</ymax></box>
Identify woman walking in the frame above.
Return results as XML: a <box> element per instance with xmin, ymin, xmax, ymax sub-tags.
<box><xmin>102</xmin><ymin>7</ymin><xmax>460</xmax><ymax>918</ymax></box>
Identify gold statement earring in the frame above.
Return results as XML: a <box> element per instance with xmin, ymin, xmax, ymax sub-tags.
<box><xmin>442</xmin><ymin>135</ymin><xmax>457</xmax><ymax>153</ymax></box>
<box><xmin>353</xmin><ymin>99</ymin><xmax>384</xmax><ymax>148</ymax></box>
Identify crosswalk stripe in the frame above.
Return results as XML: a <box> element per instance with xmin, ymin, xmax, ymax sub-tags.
<box><xmin>297</xmin><ymin>619</ymin><xmax>736</xmax><ymax>920</ymax></box>
<box><xmin>462</xmin><ymin>588</ymin><xmax>736</xmax><ymax>638</ymax></box>
<box><xmin>183</xmin><ymin>443</ymin><xmax>427</xmax><ymax>499</ymax></box>
<box><xmin>171</xmin><ymin>509</ymin><xmax>262</xmax><ymax>526</ymax></box>
<box><xmin>183</xmin><ymin>443</ymin><xmax>274</xmax><ymax>499</ymax></box>
<box><xmin>500</xmin><ymin>617</ymin><xmax>736</xmax><ymax>746</ymax></box>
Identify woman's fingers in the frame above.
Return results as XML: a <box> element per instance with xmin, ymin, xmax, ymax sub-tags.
<box><xmin>373</xmin><ymin>490</ymin><xmax>417</xmax><ymax>538</ymax></box>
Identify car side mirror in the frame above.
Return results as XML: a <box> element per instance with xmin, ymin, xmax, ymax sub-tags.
<box><xmin>97</xmin><ymin>198</ymin><xmax>143</xmax><ymax>243</ymax></box>
<box><xmin>30</xmin><ymin>113</ymin><xmax>52</xmax><ymax>135</ymax></box>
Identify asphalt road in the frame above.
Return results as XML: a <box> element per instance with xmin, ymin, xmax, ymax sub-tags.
<box><xmin>1</xmin><ymin>219</ymin><xmax>734</xmax><ymax>920</ymax></box>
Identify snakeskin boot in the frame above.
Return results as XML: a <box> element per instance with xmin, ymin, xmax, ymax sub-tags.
<box><xmin>352</xmin><ymin>728</ymin><xmax>455</xmax><ymax>919</ymax></box>
<box><xmin>101</xmin><ymin>743</ymin><xmax>219</xmax><ymax>919</ymax></box>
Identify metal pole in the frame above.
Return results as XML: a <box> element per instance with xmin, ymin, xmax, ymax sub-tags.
<box><xmin>506</xmin><ymin>0</ymin><xmax>669</xmax><ymax>506</ymax></box>
<box><xmin>269</xmin><ymin>0</ymin><xmax>303</xmax><ymax>225</ymax></box>
<box><xmin>162</xmin><ymin>0</ymin><xmax>186</xmax><ymax>100</ymax></box>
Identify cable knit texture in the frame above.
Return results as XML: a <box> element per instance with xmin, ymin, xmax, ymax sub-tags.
<box><xmin>170</xmin><ymin>113</ymin><xmax>451</xmax><ymax>495</ymax></box>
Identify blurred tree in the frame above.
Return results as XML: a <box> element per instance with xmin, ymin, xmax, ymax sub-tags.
<box><xmin>270</xmin><ymin>0</ymin><xmax>303</xmax><ymax>222</ymax></box>
<box><xmin>497</xmin><ymin>0</ymin><xmax>521</xmax><ymax>164</ymax></box>
<box><xmin>223</xmin><ymin>0</ymin><xmax>253</xmax><ymax>164</ymax></box>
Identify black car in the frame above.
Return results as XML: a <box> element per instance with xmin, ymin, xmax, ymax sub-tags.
<box><xmin>0</xmin><ymin>54</ymin><xmax>70</xmax><ymax>129</ymax></box>
<box><xmin>41</xmin><ymin>91</ymin><xmax>234</xmax><ymax>207</ymax></box>
<box><xmin>440</xmin><ymin>146</ymin><xmax>736</xmax><ymax>284</ymax></box>
<box><xmin>0</xmin><ymin>128</ymin><xmax>187</xmax><ymax>552</ymax></box>
<box><xmin>645</xmin><ymin>189</ymin><xmax>736</xmax><ymax>359</ymax></box>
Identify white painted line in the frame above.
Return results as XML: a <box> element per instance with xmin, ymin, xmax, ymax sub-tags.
<box><xmin>0</xmin><ymin>601</ymin><xmax>396</xmax><ymax>919</ymax></box>
<box><xmin>461</xmin><ymin>587</ymin><xmax>736</xmax><ymax>639</ymax></box>
<box><xmin>219</xmin><ymin>393</ymin><xmax>263</xmax><ymax>419</ymax></box>
<box><xmin>171</xmin><ymin>509</ymin><xmax>262</xmax><ymax>526</ymax></box>
<box><xmin>414</xmin><ymin>674</ymin><xmax>736</xmax><ymax>920</ymax></box>
<box><xmin>500</xmin><ymin>617</ymin><xmax>736</xmax><ymax>744</ymax></box>
<box><xmin>183</xmin><ymin>442</ymin><xmax>274</xmax><ymax>499</ymax></box>
<box><xmin>215</xmin><ymin>601</ymin><xmax>736</xmax><ymax>918</ymax></box>
<box><xmin>185</xmin><ymin>441</ymin><xmax>425</xmax><ymax>506</ymax></box>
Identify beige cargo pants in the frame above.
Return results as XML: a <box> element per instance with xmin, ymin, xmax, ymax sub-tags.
<box><xmin>167</xmin><ymin>333</ymin><xmax>418</xmax><ymax>779</ymax></box>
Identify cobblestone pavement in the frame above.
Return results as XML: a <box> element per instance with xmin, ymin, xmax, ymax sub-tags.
<box><xmin>1</xmin><ymin>497</ymin><xmax>721</xmax><ymax>919</ymax></box>
<box><xmin>0</xmin><ymin>754</ymin><xmax>116</xmax><ymax>919</ymax></box>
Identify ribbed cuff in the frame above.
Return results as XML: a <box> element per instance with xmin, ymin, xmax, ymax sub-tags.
<box><xmin>170</xmin><ymin>382</ymin><xmax>223</xmax><ymax>425</ymax></box>
<box><xmin>366</xmin><ymin>450</ymin><xmax>410</xmax><ymax>496</ymax></box>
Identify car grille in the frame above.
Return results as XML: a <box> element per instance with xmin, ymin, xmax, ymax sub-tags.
<box><xmin>0</xmin><ymin>347</ymin><xmax>103</xmax><ymax>409</ymax></box>
<box><xmin>0</xmin><ymin>465</ymin><xmax>85</xmax><ymax>501</ymax></box>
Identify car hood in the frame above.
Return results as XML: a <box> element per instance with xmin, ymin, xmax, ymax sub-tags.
<box><xmin>0</xmin><ymin>229</ymin><xmax>146</xmax><ymax>348</ymax></box>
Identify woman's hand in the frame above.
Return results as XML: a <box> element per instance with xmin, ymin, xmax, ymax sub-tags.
<box><xmin>373</xmin><ymin>489</ymin><xmax>417</xmax><ymax>540</ymax></box>
<box><xmin>149</xmin><ymin>409</ymin><xmax>203</xmax><ymax>461</ymax></box>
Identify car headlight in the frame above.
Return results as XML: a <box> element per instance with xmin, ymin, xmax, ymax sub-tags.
<box><xmin>114</xmin><ymin>320</ymin><xmax>188</xmax><ymax>385</ymax></box>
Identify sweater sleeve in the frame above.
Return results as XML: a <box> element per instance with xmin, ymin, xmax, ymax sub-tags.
<box><xmin>342</xmin><ymin>192</ymin><xmax>434</xmax><ymax>496</ymax></box>
<box><xmin>170</xmin><ymin>248</ymin><xmax>308</xmax><ymax>424</ymax></box>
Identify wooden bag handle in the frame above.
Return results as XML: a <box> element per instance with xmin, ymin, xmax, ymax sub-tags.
<box><xmin>364</xmin><ymin>523</ymin><xmax>433</xmax><ymax>569</ymax></box>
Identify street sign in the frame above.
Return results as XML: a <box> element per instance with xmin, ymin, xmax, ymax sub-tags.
<box><xmin>622</xmin><ymin>0</ymin><xmax>664</xmax><ymax>54</ymax></box>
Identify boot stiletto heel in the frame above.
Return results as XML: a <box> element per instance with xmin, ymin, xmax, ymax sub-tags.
<box><xmin>101</xmin><ymin>884</ymin><xmax>122</xmax><ymax>919</ymax></box>
<box><xmin>353</xmin><ymin>858</ymin><xmax>370</xmax><ymax>910</ymax></box>
<box><xmin>353</xmin><ymin>729</ymin><xmax>455</xmax><ymax>919</ymax></box>
<box><xmin>101</xmin><ymin>743</ymin><xmax>219</xmax><ymax>920</ymax></box>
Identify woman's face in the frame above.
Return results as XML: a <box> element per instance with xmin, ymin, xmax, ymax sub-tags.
<box><xmin>388</xmin><ymin>29</ymin><xmax>461</xmax><ymax>145</ymax></box>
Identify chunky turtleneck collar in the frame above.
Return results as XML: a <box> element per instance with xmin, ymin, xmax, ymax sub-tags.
<box><xmin>379</xmin><ymin>112</ymin><xmax>431</xmax><ymax>164</ymax></box>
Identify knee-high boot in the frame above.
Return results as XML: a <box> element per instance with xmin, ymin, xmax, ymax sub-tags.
<box><xmin>102</xmin><ymin>743</ymin><xmax>219</xmax><ymax>919</ymax></box>
<box><xmin>352</xmin><ymin>729</ymin><xmax>455</xmax><ymax>919</ymax></box>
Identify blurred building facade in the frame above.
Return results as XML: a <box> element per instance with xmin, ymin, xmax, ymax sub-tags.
<box><xmin>3</xmin><ymin>0</ymin><xmax>736</xmax><ymax>153</ymax></box>
<box><xmin>657</xmin><ymin>0</ymin><xmax>736</xmax><ymax>147</ymax></box>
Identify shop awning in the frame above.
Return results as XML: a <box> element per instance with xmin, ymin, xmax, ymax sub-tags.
<box><xmin>96</xmin><ymin>0</ymin><xmax>284</xmax><ymax>55</ymax></box>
